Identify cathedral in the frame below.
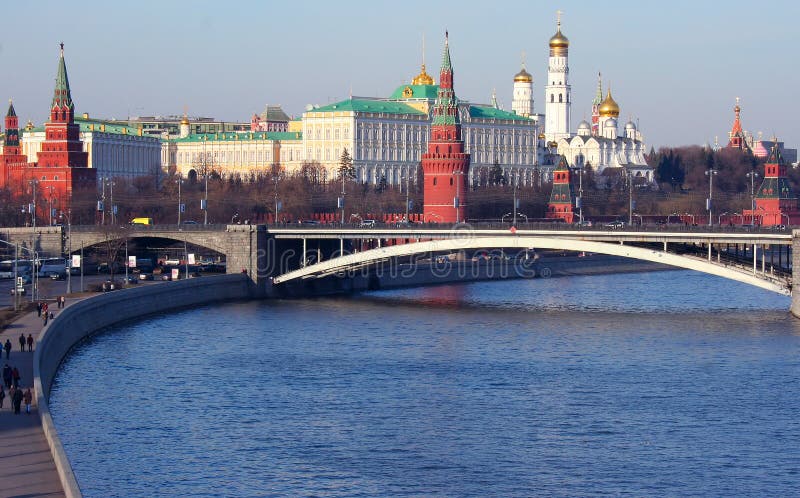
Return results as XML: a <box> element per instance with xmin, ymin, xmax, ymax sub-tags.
<box><xmin>511</xmin><ymin>15</ymin><xmax>653</xmax><ymax>183</ymax></box>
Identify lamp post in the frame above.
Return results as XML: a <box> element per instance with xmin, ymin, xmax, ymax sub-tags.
<box><xmin>100</xmin><ymin>177</ymin><xmax>106</xmax><ymax>225</ymax></box>
<box><xmin>628</xmin><ymin>171</ymin><xmax>634</xmax><ymax>226</ymax></box>
<box><xmin>576</xmin><ymin>165</ymin><xmax>584</xmax><ymax>225</ymax></box>
<box><xmin>718</xmin><ymin>211</ymin><xmax>729</xmax><ymax>225</ymax></box>
<box><xmin>512</xmin><ymin>173</ymin><xmax>519</xmax><ymax>226</ymax></box>
<box><xmin>29</xmin><ymin>179</ymin><xmax>38</xmax><ymax>229</ymax></box>
<box><xmin>705</xmin><ymin>168</ymin><xmax>718</xmax><ymax>226</ymax></box>
<box><xmin>746</xmin><ymin>171</ymin><xmax>759</xmax><ymax>224</ymax></box>
<box><xmin>59</xmin><ymin>210</ymin><xmax>73</xmax><ymax>294</ymax></box>
<box><xmin>109</xmin><ymin>179</ymin><xmax>116</xmax><ymax>225</ymax></box>
<box><xmin>202</xmin><ymin>136</ymin><xmax>209</xmax><ymax>225</ymax></box>
<box><xmin>177</xmin><ymin>174</ymin><xmax>183</xmax><ymax>225</ymax></box>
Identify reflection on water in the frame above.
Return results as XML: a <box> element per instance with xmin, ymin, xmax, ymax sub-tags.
<box><xmin>49</xmin><ymin>271</ymin><xmax>800</xmax><ymax>497</ymax></box>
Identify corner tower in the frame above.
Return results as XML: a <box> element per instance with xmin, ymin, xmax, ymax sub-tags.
<box><xmin>544</xmin><ymin>12</ymin><xmax>571</xmax><ymax>142</ymax></box>
<box><xmin>546</xmin><ymin>155</ymin><xmax>574</xmax><ymax>223</ymax></box>
<box><xmin>727</xmin><ymin>98</ymin><xmax>749</xmax><ymax>151</ymax></box>
<box><xmin>421</xmin><ymin>32</ymin><xmax>470</xmax><ymax>224</ymax></box>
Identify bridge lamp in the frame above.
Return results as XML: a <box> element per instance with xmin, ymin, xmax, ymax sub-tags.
<box><xmin>746</xmin><ymin>171</ymin><xmax>759</xmax><ymax>225</ymax></box>
<box><xmin>705</xmin><ymin>169</ymin><xmax>718</xmax><ymax>226</ymax></box>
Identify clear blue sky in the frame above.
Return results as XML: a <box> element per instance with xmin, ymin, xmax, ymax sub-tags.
<box><xmin>1</xmin><ymin>0</ymin><xmax>797</xmax><ymax>149</ymax></box>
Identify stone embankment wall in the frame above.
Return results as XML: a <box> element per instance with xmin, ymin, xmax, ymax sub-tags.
<box><xmin>34</xmin><ymin>274</ymin><xmax>251</xmax><ymax>498</ymax></box>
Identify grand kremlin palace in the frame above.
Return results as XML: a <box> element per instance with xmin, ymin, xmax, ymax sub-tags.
<box><xmin>162</xmin><ymin>63</ymin><xmax>541</xmax><ymax>187</ymax></box>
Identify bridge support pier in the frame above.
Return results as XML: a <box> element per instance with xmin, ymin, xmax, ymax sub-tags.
<box><xmin>792</xmin><ymin>231</ymin><xmax>800</xmax><ymax>318</ymax></box>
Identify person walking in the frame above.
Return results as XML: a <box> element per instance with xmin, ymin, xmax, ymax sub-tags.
<box><xmin>37</xmin><ymin>301</ymin><xmax>42</xmax><ymax>317</ymax></box>
<box><xmin>0</xmin><ymin>385</ymin><xmax>5</xmax><ymax>410</ymax></box>
<box><xmin>23</xmin><ymin>388</ymin><xmax>32</xmax><ymax>414</ymax></box>
<box><xmin>42</xmin><ymin>312</ymin><xmax>48</xmax><ymax>327</ymax></box>
<box><xmin>12</xmin><ymin>385</ymin><xmax>23</xmax><ymax>414</ymax></box>
<box><xmin>26</xmin><ymin>334</ymin><xmax>34</xmax><ymax>352</ymax></box>
<box><xmin>12</xmin><ymin>367</ymin><xmax>20</xmax><ymax>388</ymax></box>
<box><xmin>2</xmin><ymin>363</ymin><xmax>11</xmax><ymax>388</ymax></box>
<box><xmin>18</xmin><ymin>333</ymin><xmax>25</xmax><ymax>353</ymax></box>
<box><xmin>8</xmin><ymin>385</ymin><xmax>15</xmax><ymax>410</ymax></box>
<box><xmin>3</xmin><ymin>339</ymin><xmax>11</xmax><ymax>359</ymax></box>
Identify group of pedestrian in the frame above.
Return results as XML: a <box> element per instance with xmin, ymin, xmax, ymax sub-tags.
<box><xmin>55</xmin><ymin>295</ymin><xmax>66</xmax><ymax>309</ymax></box>
<box><xmin>0</xmin><ymin>363</ymin><xmax>30</xmax><ymax>414</ymax></box>
<box><xmin>0</xmin><ymin>385</ymin><xmax>30</xmax><ymax>415</ymax></box>
<box><xmin>37</xmin><ymin>300</ymin><xmax>56</xmax><ymax>327</ymax></box>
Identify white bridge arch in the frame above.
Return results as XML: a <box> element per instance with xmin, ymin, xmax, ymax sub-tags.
<box><xmin>272</xmin><ymin>236</ymin><xmax>791</xmax><ymax>295</ymax></box>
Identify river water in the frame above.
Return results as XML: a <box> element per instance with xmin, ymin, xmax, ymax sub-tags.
<box><xmin>49</xmin><ymin>270</ymin><xmax>800</xmax><ymax>497</ymax></box>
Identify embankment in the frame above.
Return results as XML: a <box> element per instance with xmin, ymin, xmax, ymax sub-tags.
<box><xmin>34</xmin><ymin>273</ymin><xmax>251</xmax><ymax>498</ymax></box>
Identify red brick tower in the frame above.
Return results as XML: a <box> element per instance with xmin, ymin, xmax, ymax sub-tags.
<box><xmin>750</xmin><ymin>142</ymin><xmax>799</xmax><ymax>226</ymax></box>
<box><xmin>31</xmin><ymin>44</ymin><xmax>95</xmax><ymax>221</ymax></box>
<box><xmin>0</xmin><ymin>100</ymin><xmax>29</xmax><ymax>186</ymax></box>
<box><xmin>421</xmin><ymin>32</ymin><xmax>470</xmax><ymax>224</ymax></box>
<box><xmin>545</xmin><ymin>155</ymin><xmax>575</xmax><ymax>223</ymax></box>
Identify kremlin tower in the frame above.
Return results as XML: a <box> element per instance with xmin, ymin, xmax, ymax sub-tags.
<box><xmin>0</xmin><ymin>44</ymin><xmax>95</xmax><ymax>223</ymax></box>
<box><xmin>421</xmin><ymin>33</ymin><xmax>470</xmax><ymax>224</ymax></box>
<box><xmin>546</xmin><ymin>155</ymin><xmax>575</xmax><ymax>223</ymax></box>
<box><xmin>745</xmin><ymin>141</ymin><xmax>798</xmax><ymax>226</ymax></box>
<box><xmin>511</xmin><ymin>57</ymin><xmax>534</xmax><ymax>118</ymax></box>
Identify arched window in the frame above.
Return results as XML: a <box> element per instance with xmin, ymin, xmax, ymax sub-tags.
<box><xmin>550</xmin><ymin>94</ymin><xmax>554</xmax><ymax>103</ymax></box>
<box><xmin>559</xmin><ymin>94</ymin><xmax>563</xmax><ymax>103</ymax></box>
<box><xmin>450</xmin><ymin>178</ymin><xmax>454</xmax><ymax>186</ymax></box>
<box><xmin>433</xmin><ymin>177</ymin><xmax>437</xmax><ymax>186</ymax></box>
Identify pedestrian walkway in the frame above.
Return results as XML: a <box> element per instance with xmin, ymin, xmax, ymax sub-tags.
<box><xmin>0</xmin><ymin>301</ymin><xmax>65</xmax><ymax>497</ymax></box>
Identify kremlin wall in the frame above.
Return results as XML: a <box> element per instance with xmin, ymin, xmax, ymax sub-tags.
<box><xmin>0</xmin><ymin>18</ymin><xmax>798</xmax><ymax>226</ymax></box>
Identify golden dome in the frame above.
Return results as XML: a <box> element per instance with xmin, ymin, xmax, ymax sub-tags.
<box><xmin>549</xmin><ymin>28</ymin><xmax>569</xmax><ymax>49</ymax></box>
<box><xmin>411</xmin><ymin>64</ymin><xmax>435</xmax><ymax>86</ymax></box>
<box><xmin>598</xmin><ymin>89</ymin><xmax>620</xmax><ymax>117</ymax></box>
<box><xmin>514</xmin><ymin>67</ymin><xmax>533</xmax><ymax>83</ymax></box>
<box><xmin>538</xmin><ymin>132</ymin><xmax>546</xmax><ymax>140</ymax></box>
<box><xmin>180</xmin><ymin>115</ymin><xmax>190</xmax><ymax>125</ymax></box>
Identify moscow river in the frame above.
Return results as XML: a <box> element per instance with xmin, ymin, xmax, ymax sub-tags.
<box><xmin>49</xmin><ymin>270</ymin><xmax>800</xmax><ymax>497</ymax></box>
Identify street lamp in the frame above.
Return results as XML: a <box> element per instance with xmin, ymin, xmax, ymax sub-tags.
<box><xmin>177</xmin><ymin>174</ymin><xmax>184</xmax><ymax>225</ymax></box>
<box><xmin>627</xmin><ymin>171</ymin><xmax>634</xmax><ymax>226</ymax></box>
<box><xmin>705</xmin><ymin>168</ymin><xmax>718</xmax><ymax>226</ymax></box>
<box><xmin>746</xmin><ymin>171</ymin><xmax>759</xmax><ymax>224</ymax></box>
<box><xmin>718</xmin><ymin>211</ymin><xmax>729</xmax><ymax>225</ymax></box>
<box><xmin>28</xmin><ymin>179</ymin><xmax>38</xmax><ymax>229</ymax></box>
<box><xmin>59</xmin><ymin>210</ymin><xmax>73</xmax><ymax>294</ymax></box>
<box><xmin>512</xmin><ymin>172</ymin><xmax>520</xmax><ymax>226</ymax></box>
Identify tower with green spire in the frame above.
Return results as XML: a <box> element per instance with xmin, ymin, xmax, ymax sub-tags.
<box><xmin>4</xmin><ymin>99</ymin><xmax>20</xmax><ymax>151</ymax></box>
<box><xmin>38</xmin><ymin>43</ymin><xmax>88</xmax><ymax>169</ymax></box>
<box><xmin>591</xmin><ymin>72</ymin><xmax>602</xmax><ymax>136</ymax></box>
<box><xmin>421</xmin><ymin>32</ymin><xmax>470</xmax><ymax>224</ymax></box>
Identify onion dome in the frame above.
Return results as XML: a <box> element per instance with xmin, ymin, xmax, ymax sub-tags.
<box><xmin>577</xmin><ymin>120</ymin><xmax>591</xmax><ymax>135</ymax></box>
<box><xmin>180</xmin><ymin>115</ymin><xmax>190</xmax><ymax>125</ymax></box>
<box><xmin>514</xmin><ymin>67</ymin><xmax>533</xmax><ymax>83</ymax></box>
<box><xmin>412</xmin><ymin>64</ymin><xmax>435</xmax><ymax>86</ymax></box>
<box><xmin>625</xmin><ymin>120</ymin><xmax>637</xmax><ymax>131</ymax></box>
<box><xmin>538</xmin><ymin>132</ymin><xmax>546</xmax><ymax>140</ymax></box>
<box><xmin>549</xmin><ymin>28</ymin><xmax>569</xmax><ymax>50</ymax></box>
<box><xmin>598</xmin><ymin>89</ymin><xmax>620</xmax><ymax>118</ymax></box>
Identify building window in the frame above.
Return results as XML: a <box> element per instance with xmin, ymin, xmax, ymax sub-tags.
<box><xmin>551</xmin><ymin>94</ymin><xmax>554</xmax><ymax>103</ymax></box>
<box><xmin>559</xmin><ymin>94</ymin><xmax>563</xmax><ymax>103</ymax></box>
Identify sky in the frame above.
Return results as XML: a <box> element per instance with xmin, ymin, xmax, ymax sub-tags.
<box><xmin>1</xmin><ymin>0</ymin><xmax>798</xmax><ymax>149</ymax></box>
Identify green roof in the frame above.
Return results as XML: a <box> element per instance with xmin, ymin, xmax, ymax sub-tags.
<box><xmin>388</xmin><ymin>84</ymin><xmax>439</xmax><ymax>100</ymax></box>
<box><xmin>171</xmin><ymin>131</ymin><xmax>302</xmax><ymax>143</ymax></box>
<box><xmin>757</xmin><ymin>178</ymin><xmax>794</xmax><ymax>199</ymax></box>
<box><xmin>310</xmin><ymin>99</ymin><xmax>426</xmax><ymax>115</ymax></box>
<box><xmin>468</xmin><ymin>105</ymin><xmax>531</xmax><ymax>122</ymax></box>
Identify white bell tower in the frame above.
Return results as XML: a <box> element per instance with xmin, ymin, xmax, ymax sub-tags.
<box><xmin>544</xmin><ymin>11</ymin><xmax>571</xmax><ymax>143</ymax></box>
<box><xmin>512</xmin><ymin>52</ymin><xmax>534</xmax><ymax>117</ymax></box>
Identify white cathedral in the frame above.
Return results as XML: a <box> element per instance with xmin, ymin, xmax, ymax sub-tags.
<box><xmin>513</xmin><ymin>16</ymin><xmax>653</xmax><ymax>183</ymax></box>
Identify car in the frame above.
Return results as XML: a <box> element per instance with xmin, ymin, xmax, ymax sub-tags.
<box><xmin>10</xmin><ymin>286</ymin><xmax>26</xmax><ymax>296</ymax></box>
<box><xmin>124</xmin><ymin>275</ymin><xmax>139</xmax><ymax>285</ymax></box>
<box><xmin>138</xmin><ymin>273</ymin><xmax>154</xmax><ymax>281</ymax></box>
<box><xmin>360</xmin><ymin>219</ymin><xmax>377</xmax><ymax>228</ymax></box>
<box><xmin>772</xmin><ymin>224</ymin><xmax>788</xmax><ymax>231</ymax></box>
<box><xmin>182</xmin><ymin>220</ymin><xmax>198</xmax><ymax>225</ymax></box>
<box><xmin>49</xmin><ymin>271</ymin><xmax>66</xmax><ymax>280</ymax></box>
<box><xmin>574</xmin><ymin>220</ymin><xmax>593</xmax><ymax>227</ymax></box>
<box><xmin>604</xmin><ymin>221</ymin><xmax>625</xmax><ymax>229</ymax></box>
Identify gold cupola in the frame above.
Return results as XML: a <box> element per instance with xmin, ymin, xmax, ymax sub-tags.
<box><xmin>514</xmin><ymin>67</ymin><xmax>533</xmax><ymax>83</ymax></box>
<box><xmin>598</xmin><ymin>89</ymin><xmax>620</xmax><ymax>117</ymax></box>
<box><xmin>549</xmin><ymin>17</ymin><xmax>569</xmax><ymax>57</ymax></box>
<box><xmin>412</xmin><ymin>64</ymin><xmax>435</xmax><ymax>86</ymax></box>
<box><xmin>180</xmin><ymin>114</ymin><xmax>190</xmax><ymax>125</ymax></box>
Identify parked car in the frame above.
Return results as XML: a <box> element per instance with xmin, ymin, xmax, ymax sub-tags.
<box><xmin>49</xmin><ymin>271</ymin><xmax>66</xmax><ymax>280</ymax></box>
<box><xmin>574</xmin><ymin>220</ymin><xmax>593</xmax><ymax>227</ymax></box>
<box><xmin>138</xmin><ymin>273</ymin><xmax>154</xmax><ymax>281</ymax></box>
<box><xmin>604</xmin><ymin>220</ymin><xmax>625</xmax><ymax>229</ymax></box>
<box><xmin>360</xmin><ymin>219</ymin><xmax>377</xmax><ymax>228</ymax></box>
